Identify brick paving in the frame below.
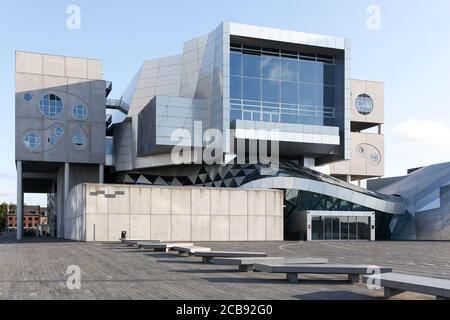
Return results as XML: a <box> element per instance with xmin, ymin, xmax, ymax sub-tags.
<box><xmin>0</xmin><ymin>231</ymin><xmax>449</xmax><ymax>300</ymax></box>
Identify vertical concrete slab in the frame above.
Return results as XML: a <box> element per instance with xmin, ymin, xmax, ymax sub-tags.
<box><xmin>230</xmin><ymin>216</ymin><xmax>248</xmax><ymax>241</ymax></box>
<box><xmin>85</xmin><ymin>213</ymin><xmax>108</xmax><ymax>241</ymax></box>
<box><xmin>107</xmin><ymin>186</ymin><xmax>130</xmax><ymax>214</ymax></box>
<box><xmin>151</xmin><ymin>188</ymin><xmax>171</xmax><ymax>214</ymax></box>
<box><xmin>171</xmin><ymin>188</ymin><xmax>191</xmax><ymax>215</ymax></box>
<box><xmin>211</xmin><ymin>189</ymin><xmax>230</xmax><ymax>215</ymax></box>
<box><xmin>130</xmin><ymin>187</ymin><xmax>151</xmax><ymax>214</ymax></box>
<box><xmin>248</xmin><ymin>190</ymin><xmax>266</xmax><ymax>216</ymax></box>
<box><xmin>151</xmin><ymin>215</ymin><xmax>171</xmax><ymax>241</ymax></box>
<box><xmin>171</xmin><ymin>215</ymin><xmax>191</xmax><ymax>241</ymax></box>
<box><xmin>130</xmin><ymin>214</ymin><xmax>151</xmax><ymax>240</ymax></box>
<box><xmin>230</xmin><ymin>190</ymin><xmax>248</xmax><ymax>215</ymax></box>
<box><xmin>191</xmin><ymin>216</ymin><xmax>211</xmax><ymax>241</ymax></box>
<box><xmin>211</xmin><ymin>216</ymin><xmax>230</xmax><ymax>241</ymax></box>
<box><xmin>248</xmin><ymin>216</ymin><xmax>266</xmax><ymax>241</ymax></box>
<box><xmin>191</xmin><ymin>189</ymin><xmax>211</xmax><ymax>215</ymax></box>
<box><xmin>266</xmin><ymin>216</ymin><xmax>283</xmax><ymax>240</ymax></box>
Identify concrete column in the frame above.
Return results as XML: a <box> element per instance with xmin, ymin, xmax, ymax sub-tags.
<box><xmin>99</xmin><ymin>164</ymin><xmax>104</xmax><ymax>184</ymax></box>
<box><xmin>346</xmin><ymin>175</ymin><xmax>351</xmax><ymax>183</ymax></box>
<box><xmin>64</xmin><ymin>163</ymin><xmax>70</xmax><ymax>201</ymax></box>
<box><xmin>16</xmin><ymin>161</ymin><xmax>23</xmax><ymax>241</ymax></box>
<box><xmin>378</xmin><ymin>125</ymin><xmax>382</xmax><ymax>135</ymax></box>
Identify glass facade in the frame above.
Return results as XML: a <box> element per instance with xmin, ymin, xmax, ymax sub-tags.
<box><xmin>230</xmin><ymin>44</ymin><xmax>336</xmax><ymax>126</ymax></box>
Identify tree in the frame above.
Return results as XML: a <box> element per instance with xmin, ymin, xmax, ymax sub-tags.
<box><xmin>0</xmin><ymin>202</ymin><xmax>10</xmax><ymax>231</ymax></box>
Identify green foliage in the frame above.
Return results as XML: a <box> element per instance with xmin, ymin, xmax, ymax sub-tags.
<box><xmin>0</xmin><ymin>202</ymin><xmax>10</xmax><ymax>231</ymax></box>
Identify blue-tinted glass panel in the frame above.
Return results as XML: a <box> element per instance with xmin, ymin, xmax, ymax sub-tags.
<box><xmin>324</xmin><ymin>86</ymin><xmax>334</xmax><ymax>107</ymax></box>
<box><xmin>252</xmin><ymin>113</ymin><xmax>261</xmax><ymax>121</ymax></box>
<box><xmin>230</xmin><ymin>110</ymin><xmax>242</xmax><ymax>121</ymax></box>
<box><xmin>262</xmin><ymin>80</ymin><xmax>280</xmax><ymax>103</ymax></box>
<box><xmin>243</xmin><ymin>53</ymin><xmax>261</xmax><ymax>78</ymax></box>
<box><xmin>272</xmin><ymin>114</ymin><xmax>280</xmax><ymax>122</ymax></box>
<box><xmin>280</xmin><ymin>114</ymin><xmax>298</xmax><ymax>123</ymax></box>
<box><xmin>299</xmin><ymin>60</ymin><xmax>316</xmax><ymax>83</ymax></box>
<box><xmin>230</xmin><ymin>76</ymin><xmax>242</xmax><ymax>99</ymax></box>
<box><xmin>262</xmin><ymin>113</ymin><xmax>271</xmax><ymax>122</ymax></box>
<box><xmin>316</xmin><ymin>62</ymin><xmax>324</xmax><ymax>85</ymax></box>
<box><xmin>299</xmin><ymin>83</ymin><xmax>316</xmax><ymax>106</ymax></box>
<box><xmin>262</xmin><ymin>55</ymin><xmax>281</xmax><ymax>80</ymax></box>
<box><xmin>230</xmin><ymin>52</ymin><xmax>242</xmax><ymax>76</ymax></box>
<box><xmin>324</xmin><ymin>64</ymin><xmax>334</xmax><ymax>85</ymax></box>
<box><xmin>281</xmin><ymin>82</ymin><xmax>298</xmax><ymax>104</ymax></box>
<box><xmin>243</xmin><ymin>77</ymin><xmax>261</xmax><ymax>101</ymax></box>
<box><xmin>243</xmin><ymin>111</ymin><xmax>252</xmax><ymax>120</ymax></box>
<box><xmin>281</xmin><ymin>58</ymin><xmax>299</xmax><ymax>82</ymax></box>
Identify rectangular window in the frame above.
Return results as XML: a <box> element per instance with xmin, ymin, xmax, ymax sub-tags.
<box><xmin>262</xmin><ymin>113</ymin><xmax>271</xmax><ymax>122</ymax></box>
<box><xmin>262</xmin><ymin>55</ymin><xmax>281</xmax><ymax>80</ymax></box>
<box><xmin>281</xmin><ymin>82</ymin><xmax>298</xmax><ymax>104</ymax></box>
<box><xmin>243</xmin><ymin>77</ymin><xmax>261</xmax><ymax>101</ymax></box>
<box><xmin>230</xmin><ymin>110</ymin><xmax>242</xmax><ymax>121</ymax></box>
<box><xmin>243</xmin><ymin>52</ymin><xmax>261</xmax><ymax>78</ymax></box>
<box><xmin>299</xmin><ymin>60</ymin><xmax>316</xmax><ymax>83</ymax></box>
<box><xmin>262</xmin><ymin>79</ymin><xmax>280</xmax><ymax>103</ymax></box>
<box><xmin>230</xmin><ymin>76</ymin><xmax>242</xmax><ymax>99</ymax></box>
<box><xmin>281</xmin><ymin>57</ymin><xmax>299</xmax><ymax>82</ymax></box>
<box><xmin>299</xmin><ymin>83</ymin><xmax>316</xmax><ymax>106</ymax></box>
<box><xmin>230</xmin><ymin>52</ymin><xmax>242</xmax><ymax>76</ymax></box>
<box><xmin>243</xmin><ymin>111</ymin><xmax>252</xmax><ymax>120</ymax></box>
<box><xmin>280</xmin><ymin>113</ymin><xmax>298</xmax><ymax>124</ymax></box>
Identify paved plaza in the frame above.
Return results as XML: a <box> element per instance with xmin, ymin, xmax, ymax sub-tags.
<box><xmin>0</xmin><ymin>232</ymin><xmax>449</xmax><ymax>300</ymax></box>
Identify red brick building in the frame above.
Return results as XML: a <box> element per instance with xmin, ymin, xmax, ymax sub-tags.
<box><xmin>6</xmin><ymin>205</ymin><xmax>46</xmax><ymax>231</ymax></box>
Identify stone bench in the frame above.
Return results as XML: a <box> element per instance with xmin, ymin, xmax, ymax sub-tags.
<box><xmin>137</xmin><ymin>242</ymin><xmax>194</xmax><ymax>252</ymax></box>
<box><xmin>121</xmin><ymin>240</ymin><xmax>161</xmax><ymax>247</ymax></box>
<box><xmin>211</xmin><ymin>257</ymin><xmax>329</xmax><ymax>272</ymax></box>
<box><xmin>253</xmin><ymin>263</ymin><xmax>392</xmax><ymax>284</ymax></box>
<box><xmin>362</xmin><ymin>272</ymin><xmax>450</xmax><ymax>300</ymax></box>
<box><xmin>194</xmin><ymin>251</ymin><xmax>268</xmax><ymax>264</ymax></box>
<box><xmin>173</xmin><ymin>246</ymin><xmax>211</xmax><ymax>257</ymax></box>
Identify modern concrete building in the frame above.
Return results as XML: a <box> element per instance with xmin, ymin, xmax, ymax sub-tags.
<box><xmin>18</xmin><ymin>22</ymin><xmax>440</xmax><ymax>242</ymax></box>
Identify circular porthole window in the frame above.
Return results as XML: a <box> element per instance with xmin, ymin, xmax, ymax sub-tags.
<box><xmin>72</xmin><ymin>133</ymin><xmax>86</xmax><ymax>146</ymax></box>
<box><xmin>23</xmin><ymin>93</ymin><xmax>33</xmax><ymax>102</ymax></box>
<box><xmin>72</xmin><ymin>104</ymin><xmax>88</xmax><ymax>120</ymax></box>
<box><xmin>24</xmin><ymin>133</ymin><xmax>41</xmax><ymax>150</ymax></box>
<box><xmin>54</xmin><ymin>127</ymin><xmax>64</xmax><ymax>137</ymax></box>
<box><xmin>355</xmin><ymin>94</ymin><xmax>374</xmax><ymax>115</ymax></box>
<box><xmin>40</xmin><ymin>94</ymin><xmax>63</xmax><ymax>117</ymax></box>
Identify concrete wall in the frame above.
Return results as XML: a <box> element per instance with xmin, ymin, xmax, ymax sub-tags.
<box><xmin>65</xmin><ymin>184</ymin><xmax>284</xmax><ymax>242</ymax></box>
<box><xmin>15</xmin><ymin>51</ymin><xmax>106</xmax><ymax>164</ymax></box>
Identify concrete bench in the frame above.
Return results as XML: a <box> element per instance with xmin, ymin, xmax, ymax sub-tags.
<box><xmin>362</xmin><ymin>272</ymin><xmax>450</xmax><ymax>300</ymax></box>
<box><xmin>173</xmin><ymin>246</ymin><xmax>211</xmax><ymax>257</ymax></box>
<box><xmin>194</xmin><ymin>251</ymin><xmax>267</xmax><ymax>264</ymax></box>
<box><xmin>211</xmin><ymin>257</ymin><xmax>329</xmax><ymax>272</ymax></box>
<box><xmin>121</xmin><ymin>240</ymin><xmax>161</xmax><ymax>247</ymax></box>
<box><xmin>254</xmin><ymin>263</ymin><xmax>392</xmax><ymax>284</ymax></box>
<box><xmin>137</xmin><ymin>242</ymin><xmax>194</xmax><ymax>252</ymax></box>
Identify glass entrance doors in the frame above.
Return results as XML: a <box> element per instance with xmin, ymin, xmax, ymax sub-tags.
<box><xmin>311</xmin><ymin>215</ymin><xmax>371</xmax><ymax>241</ymax></box>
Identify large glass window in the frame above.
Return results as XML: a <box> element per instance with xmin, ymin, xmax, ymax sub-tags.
<box><xmin>230</xmin><ymin>45</ymin><xmax>336</xmax><ymax>126</ymax></box>
<box><xmin>243</xmin><ymin>53</ymin><xmax>261</xmax><ymax>78</ymax></box>
<box><xmin>262</xmin><ymin>80</ymin><xmax>280</xmax><ymax>102</ymax></box>
<box><xmin>40</xmin><ymin>94</ymin><xmax>63</xmax><ymax>117</ymax></box>
<box><xmin>262</xmin><ymin>55</ymin><xmax>281</xmax><ymax>80</ymax></box>
<box><xmin>357</xmin><ymin>216</ymin><xmax>370</xmax><ymax>240</ymax></box>
<box><xmin>243</xmin><ymin>77</ymin><xmax>261</xmax><ymax>101</ymax></box>
<box><xmin>312</xmin><ymin>216</ymin><xmax>323</xmax><ymax>240</ymax></box>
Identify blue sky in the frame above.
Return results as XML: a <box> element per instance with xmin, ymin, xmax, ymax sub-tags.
<box><xmin>1</xmin><ymin>0</ymin><xmax>450</xmax><ymax>206</ymax></box>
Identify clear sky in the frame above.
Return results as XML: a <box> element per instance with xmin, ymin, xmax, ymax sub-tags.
<box><xmin>1</xmin><ymin>0</ymin><xmax>450</xmax><ymax>206</ymax></box>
